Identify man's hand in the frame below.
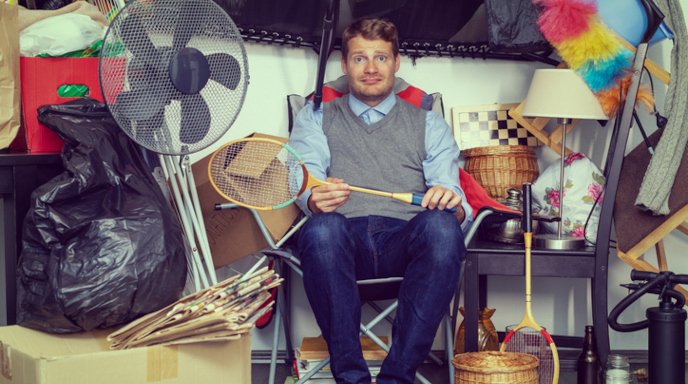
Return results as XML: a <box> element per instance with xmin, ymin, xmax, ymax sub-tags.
<box><xmin>307</xmin><ymin>178</ymin><xmax>351</xmax><ymax>215</ymax></box>
<box><xmin>421</xmin><ymin>185</ymin><xmax>465</xmax><ymax>223</ymax></box>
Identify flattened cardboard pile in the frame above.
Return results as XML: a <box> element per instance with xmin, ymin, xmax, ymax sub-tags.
<box><xmin>107</xmin><ymin>267</ymin><xmax>281</xmax><ymax>349</ymax></box>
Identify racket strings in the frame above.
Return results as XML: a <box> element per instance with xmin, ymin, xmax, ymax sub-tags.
<box><xmin>504</xmin><ymin>328</ymin><xmax>554</xmax><ymax>384</ymax></box>
<box><xmin>210</xmin><ymin>141</ymin><xmax>302</xmax><ymax>208</ymax></box>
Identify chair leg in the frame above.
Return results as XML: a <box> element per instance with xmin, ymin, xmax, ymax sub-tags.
<box><xmin>358</xmin><ymin>301</ymin><xmax>436</xmax><ymax>384</ymax></box>
<box><xmin>268</xmin><ymin>306</ymin><xmax>281</xmax><ymax>384</ymax></box>
<box><xmin>364</xmin><ymin>301</ymin><xmax>444</xmax><ymax>366</ymax></box>
<box><xmin>294</xmin><ymin>357</ymin><xmax>331</xmax><ymax>384</ymax></box>
<box><xmin>446</xmin><ymin>311</ymin><xmax>455</xmax><ymax>384</ymax></box>
<box><xmin>592</xmin><ymin>276</ymin><xmax>611</xmax><ymax>364</ymax></box>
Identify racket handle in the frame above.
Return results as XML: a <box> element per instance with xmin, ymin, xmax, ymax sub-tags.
<box><xmin>522</xmin><ymin>183</ymin><xmax>532</xmax><ymax>233</ymax></box>
<box><xmin>411</xmin><ymin>193</ymin><xmax>457</xmax><ymax>213</ymax></box>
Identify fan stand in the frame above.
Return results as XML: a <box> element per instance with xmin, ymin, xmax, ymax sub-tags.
<box><xmin>160</xmin><ymin>154</ymin><xmax>218</xmax><ymax>292</ymax></box>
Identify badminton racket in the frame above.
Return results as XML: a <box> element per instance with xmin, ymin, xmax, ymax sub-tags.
<box><xmin>208</xmin><ymin>137</ymin><xmax>457</xmax><ymax>212</ymax></box>
<box><xmin>500</xmin><ymin>183</ymin><xmax>560</xmax><ymax>384</ymax></box>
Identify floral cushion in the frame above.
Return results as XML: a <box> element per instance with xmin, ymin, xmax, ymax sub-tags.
<box><xmin>532</xmin><ymin>153</ymin><xmax>605</xmax><ymax>244</ymax></box>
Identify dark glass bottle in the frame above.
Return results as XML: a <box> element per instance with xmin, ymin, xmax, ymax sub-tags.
<box><xmin>577</xmin><ymin>325</ymin><xmax>600</xmax><ymax>384</ymax></box>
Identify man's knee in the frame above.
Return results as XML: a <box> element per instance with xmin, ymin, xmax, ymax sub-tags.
<box><xmin>298</xmin><ymin>212</ymin><xmax>352</xmax><ymax>267</ymax></box>
<box><xmin>413</xmin><ymin>209</ymin><xmax>464</xmax><ymax>242</ymax></box>
<box><xmin>299</xmin><ymin>212</ymin><xmax>349</xmax><ymax>243</ymax></box>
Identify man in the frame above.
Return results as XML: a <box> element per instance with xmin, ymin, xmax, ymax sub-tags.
<box><xmin>288</xmin><ymin>17</ymin><xmax>473</xmax><ymax>384</ymax></box>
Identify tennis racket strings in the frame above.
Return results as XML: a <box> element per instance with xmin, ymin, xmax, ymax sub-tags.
<box><xmin>210</xmin><ymin>140</ymin><xmax>304</xmax><ymax>209</ymax></box>
<box><xmin>503</xmin><ymin>327</ymin><xmax>555</xmax><ymax>384</ymax></box>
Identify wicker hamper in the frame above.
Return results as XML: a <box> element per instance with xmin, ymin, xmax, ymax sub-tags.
<box><xmin>452</xmin><ymin>351</ymin><xmax>539</xmax><ymax>384</ymax></box>
<box><xmin>462</xmin><ymin>145</ymin><xmax>539</xmax><ymax>199</ymax></box>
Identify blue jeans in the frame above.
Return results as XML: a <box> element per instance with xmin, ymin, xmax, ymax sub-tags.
<box><xmin>298</xmin><ymin>210</ymin><xmax>465</xmax><ymax>384</ymax></box>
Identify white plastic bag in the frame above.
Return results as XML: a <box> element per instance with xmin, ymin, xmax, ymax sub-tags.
<box><xmin>19</xmin><ymin>13</ymin><xmax>105</xmax><ymax>57</ymax></box>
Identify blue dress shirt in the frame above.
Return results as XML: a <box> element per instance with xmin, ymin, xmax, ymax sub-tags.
<box><xmin>288</xmin><ymin>92</ymin><xmax>474</xmax><ymax>232</ymax></box>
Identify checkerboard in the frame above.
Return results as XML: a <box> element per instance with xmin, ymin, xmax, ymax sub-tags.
<box><xmin>451</xmin><ymin>103</ymin><xmax>542</xmax><ymax>150</ymax></box>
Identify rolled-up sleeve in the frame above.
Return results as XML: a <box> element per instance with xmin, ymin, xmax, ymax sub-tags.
<box><xmin>423</xmin><ymin>111</ymin><xmax>474</xmax><ymax>233</ymax></box>
<box><xmin>287</xmin><ymin>101</ymin><xmax>329</xmax><ymax>217</ymax></box>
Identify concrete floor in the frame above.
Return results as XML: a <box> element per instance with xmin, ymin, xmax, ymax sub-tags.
<box><xmin>252</xmin><ymin>354</ymin><xmax>688</xmax><ymax>384</ymax></box>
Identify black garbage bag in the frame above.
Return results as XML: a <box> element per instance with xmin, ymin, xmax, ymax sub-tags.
<box><xmin>16</xmin><ymin>98</ymin><xmax>187</xmax><ymax>333</ymax></box>
<box><xmin>484</xmin><ymin>0</ymin><xmax>551</xmax><ymax>53</ymax></box>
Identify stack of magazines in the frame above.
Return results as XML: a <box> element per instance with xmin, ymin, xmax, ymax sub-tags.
<box><xmin>107</xmin><ymin>266</ymin><xmax>282</xmax><ymax>349</ymax></box>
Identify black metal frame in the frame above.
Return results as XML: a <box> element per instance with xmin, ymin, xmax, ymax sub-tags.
<box><xmin>462</xmin><ymin>0</ymin><xmax>665</xmax><ymax>368</ymax></box>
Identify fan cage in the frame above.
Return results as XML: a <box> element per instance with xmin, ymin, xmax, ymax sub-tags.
<box><xmin>99</xmin><ymin>0</ymin><xmax>249</xmax><ymax>156</ymax></box>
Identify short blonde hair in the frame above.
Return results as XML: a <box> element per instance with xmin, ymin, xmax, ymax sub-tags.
<box><xmin>341</xmin><ymin>18</ymin><xmax>399</xmax><ymax>60</ymax></box>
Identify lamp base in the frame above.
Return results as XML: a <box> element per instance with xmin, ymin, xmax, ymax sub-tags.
<box><xmin>533</xmin><ymin>233</ymin><xmax>587</xmax><ymax>250</ymax></box>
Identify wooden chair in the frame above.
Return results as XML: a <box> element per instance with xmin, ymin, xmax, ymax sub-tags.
<box><xmin>614</xmin><ymin>127</ymin><xmax>688</xmax><ymax>302</ymax></box>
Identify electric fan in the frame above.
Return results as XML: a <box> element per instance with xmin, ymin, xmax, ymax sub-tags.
<box><xmin>99</xmin><ymin>0</ymin><xmax>249</xmax><ymax>291</ymax></box>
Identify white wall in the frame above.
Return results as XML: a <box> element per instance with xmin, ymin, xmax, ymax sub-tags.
<box><xmin>207</xmin><ymin>6</ymin><xmax>688</xmax><ymax>353</ymax></box>
<box><xmin>1</xmin><ymin>1</ymin><xmax>683</xmax><ymax>355</ymax></box>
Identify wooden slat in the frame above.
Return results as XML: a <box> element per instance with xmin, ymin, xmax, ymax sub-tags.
<box><xmin>676</xmin><ymin>221</ymin><xmax>688</xmax><ymax>236</ymax></box>
<box><xmin>606</xmin><ymin>25</ymin><xmax>671</xmax><ymax>85</ymax></box>
<box><xmin>509</xmin><ymin>106</ymin><xmax>574</xmax><ymax>157</ymax></box>
<box><xmin>623</xmin><ymin>204</ymin><xmax>688</xmax><ymax>259</ymax></box>
<box><xmin>655</xmin><ymin>240</ymin><xmax>668</xmax><ymax>271</ymax></box>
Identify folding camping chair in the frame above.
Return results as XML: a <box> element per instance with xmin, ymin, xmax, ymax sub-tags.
<box><xmin>213</xmin><ymin>4</ymin><xmax>517</xmax><ymax>381</ymax></box>
<box><xmin>214</xmin><ymin>166</ymin><xmax>520</xmax><ymax>384</ymax></box>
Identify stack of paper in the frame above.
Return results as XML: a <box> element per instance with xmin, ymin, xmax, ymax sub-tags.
<box><xmin>107</xmin><ymin>266</ymin><xmax>282</xmax><ymax>349</ymax></box>
<box><xmin>294</xmin><ymin>337</ymin><xmax>388</xmax><ymax>383</ymax></box>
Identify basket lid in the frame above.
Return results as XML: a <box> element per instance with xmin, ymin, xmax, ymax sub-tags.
<box><xmin>452</xmin><ymin>351</ymin><xmax>539</xmax><ymax>373</ymax></box>
<box><xmin>462</xmin><ymin>145</ymin><xmax>535</xmax><ymax>158</ymax></box>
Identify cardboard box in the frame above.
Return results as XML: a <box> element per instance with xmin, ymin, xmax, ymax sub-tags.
<box><xmin>13</xmin><ymin>57</ymin><xmax>104</xmax><ymax>152</ymax></box>
<box><xmin>0</xmin><ymin>325</ymin><xmax>250</xmax><ymax>384</ymax></box>
<box><xmin>193</xmin><ymin>133</ymin><xmax>302</xmax><ymax>269</ymax></box>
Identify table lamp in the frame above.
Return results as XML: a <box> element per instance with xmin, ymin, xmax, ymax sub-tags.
<box><xmin>522</xmin><ymin>69</ymin><xmax>609</xmax><ymax>250</ymax></box>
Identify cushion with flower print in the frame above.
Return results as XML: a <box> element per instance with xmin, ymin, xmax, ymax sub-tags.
<box><xmin>532</xmin><ymin>153</ymin><xmax>605</xmax><ymax>244</ymax></box>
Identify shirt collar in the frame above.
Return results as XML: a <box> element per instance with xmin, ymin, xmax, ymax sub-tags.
<box><xmin>348</xmin><ymin>92</ymin><xmax>397</xmax><ymax>117</ymax></box>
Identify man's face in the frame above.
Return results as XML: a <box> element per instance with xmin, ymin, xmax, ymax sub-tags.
<box><xmin>341</xmin><ymin>36</ymin><xmax>400</xmax><ymax>107</ymax></box>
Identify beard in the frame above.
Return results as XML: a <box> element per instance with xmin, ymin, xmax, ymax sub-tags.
<box><xmin>348</xmin><ymin>76</ymin><xmax>394</xmax><ymax>105</ymax></box>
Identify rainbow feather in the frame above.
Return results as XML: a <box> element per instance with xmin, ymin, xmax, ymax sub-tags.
<box><xmin>534</xmin><ymin>0</ymin><xmax>598</xmax><ymax>44</ymax></box>
<box><xmin>533</xmin><ymin>0</ymin><xmax>654</xmax><ymax>117</ymax></box>
<box><xmin>577</xmin><ymin>50</ymin><xmax>633</xmax><ymax>92</ymax></box>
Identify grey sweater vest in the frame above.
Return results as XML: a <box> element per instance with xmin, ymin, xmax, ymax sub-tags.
<box><xmin>322</xmin><ymin>95</ymin><xmax>427</xmax><ymax>221</ymax></box>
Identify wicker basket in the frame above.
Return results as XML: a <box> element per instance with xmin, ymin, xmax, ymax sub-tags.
<box><xmin>462</xmin><ymin>145</ymin><xmax>539</xmax><ymax>199</ymax></box>
<box><xmin>452</xmin><ymin>351</ymin><xmax>539</xmax><ymax>384</ymax></box>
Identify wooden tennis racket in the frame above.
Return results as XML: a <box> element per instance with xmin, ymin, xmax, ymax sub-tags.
<box><xmin>208</xmin><ymin>137</ymin><xmax>457</xmax><ymax>212</ymax></box>
<box><xmin>500</xmin><ymin>183</ymin><xmax>559</xmax><ymax>384</ymax></box>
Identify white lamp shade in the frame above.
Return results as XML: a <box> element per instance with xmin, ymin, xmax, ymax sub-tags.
<box><xmin>522</xmin><ymin>69</ymin><xmax>609</xmax><ymax>120</ymax></box>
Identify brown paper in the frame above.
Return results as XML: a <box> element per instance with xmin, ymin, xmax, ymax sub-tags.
<box><xmin>0</xmin><ymin>2</ymin><xmax>21</xmax><ymax>149</ymax></box>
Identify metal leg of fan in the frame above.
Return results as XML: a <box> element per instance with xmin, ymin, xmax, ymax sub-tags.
<box><xmin>179</xmin><ymin>155</ymin><xmax>218</xmax><ymax>285</ymax></box>
<box><xmin>160</xmin><ymin>155</ymin><xmax>208</xmax><ymax>291</ymax></box>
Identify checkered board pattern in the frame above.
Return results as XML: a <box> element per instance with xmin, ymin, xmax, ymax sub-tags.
<box><xmin>451</xmin><ymin>103</ymin><xmax>541</xmax><ymax>150</ymax></box>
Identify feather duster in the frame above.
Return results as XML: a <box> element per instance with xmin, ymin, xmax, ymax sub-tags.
<box><xmin>533</xmin><ymin>0</ymin><xmax>655</xmax><ymax>117</ymax></box>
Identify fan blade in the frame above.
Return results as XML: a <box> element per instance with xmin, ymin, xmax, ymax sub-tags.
<box><xmin>116</xmin><ymin>89</ymin><xmax>168</xmax><ymax>121</ymax></box>
<box><xmin>126</xmin><ymin>57</ymin><xmax>152</xmax><ymax>89</ymax></box>
<box><xmin>207</xmin><ymin>53</ymin><xmax>241</xmax><ymax>90</ymax></box>
<box><xmin>172</xmin><ymin>1</ymin><xmax>198</xmax><ymax>51</ymax></box>
<box><xmin>120</xmin><ymin>14</ymin><xmax>159</xmax><ymax>68</ymax></box>
<box><xmin>179</xmin><ymin>94</ymin><xmax>210</xmax><ymax>144</ymax></box>
<box><xmin>135</xmin><ymin>109</ymin><xmax>166</xmax><ymax>145</ymax></box>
